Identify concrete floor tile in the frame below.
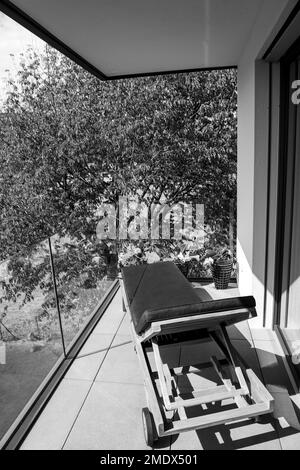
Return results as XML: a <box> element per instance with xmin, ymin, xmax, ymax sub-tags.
<box><xmin>170</xmin><ymin>404</ymin><xmax>280</xmax><ymax>450</ymax></box>
<box><xmin>21</xmin><ymin>379</ymin><xmax>91</xmax><ymax>450</ymax></box>
<box><xmin>176</xmin><ymin>368</ymin><xmax>220</xmax><ymax>393</ymax></box>
<box><xmin>93</xmin><ymin>289</ymin><xmax>125</xmax><ymax>335</ymax></box>
<box><xmin>253</xmin><ymin>338</ymin><xmax>284</xmax><ymax>355</ymax></box>
<box><xmin>63</xmin><ymin>381</ymin><xmax>170</xmax><ymax>450</ymax></box>
<box><xmin>170</xmin><ymin>429</ymin><xmax>205</xmax><ymax>450</ymax></box>
<box><xmin>291</xmin><ymin>394</ymin><xmax>300</xmax><ymax>408</ymax></box>
<box><xmin>251</xmin><ymin>328</ymin><xmax>276</xmax><ymax>341</ymax></box>
<box><xmin>65</xmin><ymin>333</ymin><xmax>113</xmax><ymax>381</ymax></box>
<box><xmin>95</xmin><ymin>335</ymin><xmax>143</xmax><ymax>385</ymax></box>
<box><xmin>193</xmin><ymin>283</ymin><xmax>239</xmax><ymax>300</ymax></box>
<box><xmin>276</xmin><ymin>422</ymin><xmax>300</xmax><ymax>450</ymax></box>
<box><xmin>171</xmin><ymin>425</ymin><xmax>281</xmax><ymax>450</ymax></box>
<box><xmin>231</xmin><ymin>339</ymin><xmax>263</xmax><ymax>380</ymax></box>
<box><xmin>224</xmin><ymin>420</ymin><xmax>281</xmax><ymax>450</ymax></box>
<box><xmin>227</xmin><ymin>321</ymin><xmax>253</xmax><ymax>343</ymax></box>
<box><xmin>254</xmin><ymin>340</ymin><xmax>293</xmax><ymax>393</ymax></box>
<box><xmin>147</xmin><ymin>344</ymin><xmax>181</xmax><ymax>371</ymax></box>
<box><xmin>270</xmin><ymin>391</ymin><xmax>300</xmax><ymax>449</ymax></box>
<box><xmin>116</xmin><ymin>313</ymin><xmax>132</xmax><ymax>336</ymax></box>
<box><xmin>179</xmin><ymin>340</ymin><xmax>223</xmax><ymax>368</ymax></box>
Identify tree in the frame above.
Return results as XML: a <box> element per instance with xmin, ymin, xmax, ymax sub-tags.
<box><xmin>0</xmin><ymin>45</ymin><xmax>237</xmax><ymax>323</ymax></box>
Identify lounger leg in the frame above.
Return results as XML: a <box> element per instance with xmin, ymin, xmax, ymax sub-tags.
<box><xmin>210</xmin><ymin>325</ymin><xmax>274</xmax><ymax>419</ymax></box>
<box><xmin>210</xmin><ymin>325</ymin><xmax>252</xmax><ymax>398</ymax></box>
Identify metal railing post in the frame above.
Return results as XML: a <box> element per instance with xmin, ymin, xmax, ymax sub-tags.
<box><xmin>48</xmin><ymin>237</ymin><xmax>66</xmax><ymax>358</ymax></box>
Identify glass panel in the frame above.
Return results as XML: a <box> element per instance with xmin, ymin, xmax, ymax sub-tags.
<box><xmin>49</xmin><ymin>234</ymin><xmax>114</xmax><ymax>349</ymax></box>
<box><xmin>281</xmin><ymin>56</ymin><xmax>300</xmax><ymax>368</ymax></box>
<box><xmin>276</xmin><ymin>48</ymin><xmax>300</xmax><ymax>377</ymax></box>
<box><xmin>0</xmin><ymin>240</ymin><xmax>64</xmax><ymax>440</ymax></box>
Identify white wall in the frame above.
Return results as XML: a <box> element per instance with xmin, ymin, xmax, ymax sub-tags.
<box><xmin>237</xmin><ymin>0</ymin><xmax>295</xmax><ymax>327</ymax></box>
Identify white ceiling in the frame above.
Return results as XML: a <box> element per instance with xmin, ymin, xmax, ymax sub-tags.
<box><xmin>8</xmin><ymin>0</ymin><xmax>265</xmax><ymax>77</ymax></box>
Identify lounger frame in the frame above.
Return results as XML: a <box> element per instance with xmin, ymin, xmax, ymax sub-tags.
<box><xmin>120</xmin><ymin>279</ymin><xmax>274</xmax><ymax>441</ymax></box>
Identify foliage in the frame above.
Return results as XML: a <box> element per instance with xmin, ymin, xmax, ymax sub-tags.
<box><xmin>0</xmin><ymin>44</ymin><xmax>237</xmax><ymax>325</ymax></box>
<box><xmin>118</xmin><ymin>241</ymin><xmax>160</xmax><ymax>267</ymax></box>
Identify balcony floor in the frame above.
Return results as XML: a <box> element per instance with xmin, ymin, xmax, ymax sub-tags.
<box><xmin>20</xmin><ymin>286</ymin><xmax>300</xmax><ymax>450</ymax></box>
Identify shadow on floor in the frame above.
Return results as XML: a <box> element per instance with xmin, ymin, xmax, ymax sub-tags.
<box><xmin>168</xmin><ymin>414</ymin><xmax>299</xmax><ymax>450</ymax></box>
<box><xmin>75</xmin><ymin>339</ymin><xmax>132</xmax><ymax>359</ymax></box>
<box><xmin>164</xmin><ymin>333</ymin><xmax>300</xmax><ymax>450</ymax></box>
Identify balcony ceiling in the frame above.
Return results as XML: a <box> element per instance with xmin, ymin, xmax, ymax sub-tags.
<box><xmin>3</xmin><ymin>0</ymin><xmax>265</xmax><ymax>78</ymax></box>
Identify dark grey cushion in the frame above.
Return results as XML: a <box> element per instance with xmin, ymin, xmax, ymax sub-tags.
<box><xmin>122</xmin><ymin>261</ymin><xmax>256</xmax><ymax>334</ymax></box>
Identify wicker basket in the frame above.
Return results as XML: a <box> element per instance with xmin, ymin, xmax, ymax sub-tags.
<box><xmin>211</xmin><ymin>260</ymin><xmax>233</xmax><ymax>290</ymax></box>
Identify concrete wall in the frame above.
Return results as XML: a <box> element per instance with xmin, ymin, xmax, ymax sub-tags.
<box><xmin>237</xmin><ymin>0</ymin><xmax>295</xmax><ymax>327</ymax></box>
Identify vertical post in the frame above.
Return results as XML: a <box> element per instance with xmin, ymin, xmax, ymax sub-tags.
<box><xmin>229</xmin><ymin>199</ymin><xmax>234</xmax><ymax>255</ymax></box>
<box><xmin>48</xmin><ymin>237</ymin><xmax>66</xmax><ymax>357</ymax></box>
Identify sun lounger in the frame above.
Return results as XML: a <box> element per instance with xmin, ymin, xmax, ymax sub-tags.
<box><xmin>120</xmin><ymin>261</ymin><xmax>274</xmax><ymax>446</ymax></box>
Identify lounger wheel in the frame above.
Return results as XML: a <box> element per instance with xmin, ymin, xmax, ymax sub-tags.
<box><xmin>253</xmin><ymin>413</ymin><xmax>270</xmax><ymax>424</ymax></box>
<box><xmin>142</xmin><ymin>407</ymin><xmax>157</xmax><ymax>447</ymax></box>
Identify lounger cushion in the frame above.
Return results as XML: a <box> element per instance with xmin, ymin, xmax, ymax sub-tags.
<box><xmin>122</xmin><ymin>261</ymin><xmax>256</xmax><ymax>334</ymax></box>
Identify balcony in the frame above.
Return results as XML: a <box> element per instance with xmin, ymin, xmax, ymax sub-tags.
<box><xmin>16</xmin><ymin>282</ymin><xmax>300</xmax><ymax>451</ymax></box>
<box><xmin>1</xmin><ymin>0</ymin><xmax>300</xmax><ymax>452</ymax></box>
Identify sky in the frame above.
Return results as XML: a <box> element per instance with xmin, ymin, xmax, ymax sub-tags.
<box><xmin>0</xmin><ymin>12</ymin><xmax>45</xmax><ymax>106</ymax></box>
